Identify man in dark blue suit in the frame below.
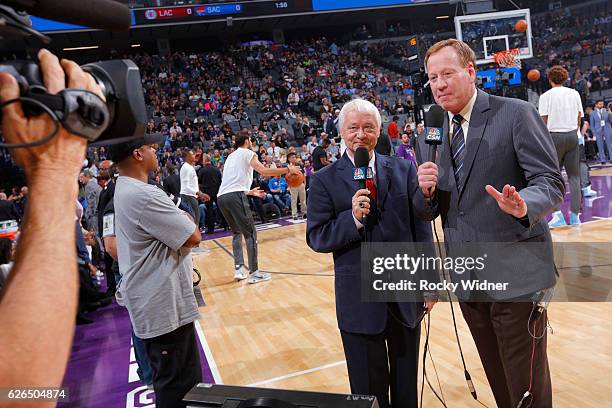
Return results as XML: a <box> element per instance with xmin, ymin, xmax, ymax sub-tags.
<box><xmin>307</xmin><ymin>99</ymin><xmax>435</xmax><ymax>408</ymax></box>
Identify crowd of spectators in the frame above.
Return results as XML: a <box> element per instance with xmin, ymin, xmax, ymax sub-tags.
<box><xmin>2</xmin><ymin>0</ymin><xmax>611</xmax><ymax>231</ymax></box>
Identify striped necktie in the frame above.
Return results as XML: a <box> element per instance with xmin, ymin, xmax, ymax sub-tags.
<box><xmin>451</xmin><ymin>114</ymin><xmax>466</xmax><ymax>191</ymax></box>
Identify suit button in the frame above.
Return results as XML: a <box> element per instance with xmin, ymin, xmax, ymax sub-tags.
<box><xmin>459</xmin><ymin>211</ymin><xmax>465</xmax><ymax>216</ymax></box>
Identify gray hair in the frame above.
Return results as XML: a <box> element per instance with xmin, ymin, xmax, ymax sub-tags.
<box><xmin>338</xmin><ymin>98</ymin><xmax>382</xmax><ymax>131</ymax></box>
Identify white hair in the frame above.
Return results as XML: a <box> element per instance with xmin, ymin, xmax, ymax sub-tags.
<box><xmin>338</xmin><ymin>98</ymin><xmax>382</xmax><ymax>131</ymax></box>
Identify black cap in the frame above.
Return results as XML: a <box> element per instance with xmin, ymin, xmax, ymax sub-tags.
<box><xmin>108</xmin><ymin>133</ymin><xmax>166</xmax><ymax>163</ymax></box>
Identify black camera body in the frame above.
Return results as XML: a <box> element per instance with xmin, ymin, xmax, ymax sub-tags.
<box><xmin>0</xmin><ymin>2</ymin><xmax>147</xmax><ymax>146</ymax></box>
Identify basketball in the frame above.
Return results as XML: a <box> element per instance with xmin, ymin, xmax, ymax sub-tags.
<box><xmin>515</xmin><ymin>19</ymin><xmax>528</xmax><ymax>33</ymax></box>
<box><xmin>527</xmin><ymin>69</ymin><xmax>541</xmax><ymax>81</ymax></box>
<box><xmin>286</xmin><ymin>171</ymin><xmax>305</xmax><ymax>188</ymax></box>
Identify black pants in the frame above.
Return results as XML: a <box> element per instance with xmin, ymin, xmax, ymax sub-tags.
<box><xmin>460</xmin><ymin>301</ymin><xmax>552</xmax><ymax>408</ymax></box>
<box><xmin>181</xmin><ymin>194</ymin><xmax>200</xmax><ymax>227</ymax></box>
<box><xmin>204</xmin><ymin>196</ymin><xmax>226</xmax><ymax>232</ymax></box>
<box><xmin>579</xmin><ymin>144</ymin><xmax>591</xmax><ymax>189</ymax></box>
<box><xmin>143</xmin><ymin>322</ymin><xmax>202</xmax><ymax>408</ymax></box>
<box><xmin>103</xmin><ymin>252</ymin><xmax>117</xmax><ymax>294</ymax></box>
<box><xmin>340</xmin><ymin>304</ymin><xmax>420</xmax><ymax>408</ymax></box>
<box><xmin>250</xmin><ymin>196</ymin><xmax>267</xmax><ymax>223</ymax></box>
<box><xmin>78</xmin><ymin>263</ymin><xmax>107</xmax><ymax>305</ymax></box>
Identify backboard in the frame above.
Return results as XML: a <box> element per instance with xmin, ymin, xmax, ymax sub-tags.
<box><xmin>455</xmin><ymin>9</ymin><xmax>533</xmax><ymax>65</ymax></box>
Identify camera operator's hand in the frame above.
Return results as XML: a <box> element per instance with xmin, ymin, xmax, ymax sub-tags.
<box><xmin>0</xmin><ymin>50</ymin><xmax>106</xmax><ymax>389</ymax></box>
<box><xmin>0</xmin><ymin>49</ymin><xmax>104</xmax><ymax>180</ymax></box>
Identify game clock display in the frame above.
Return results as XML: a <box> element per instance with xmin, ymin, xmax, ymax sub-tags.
<box><xmin>133</xmin><ymin>0</ymin><xmax>313</xmax><ymax>26</ymax></box>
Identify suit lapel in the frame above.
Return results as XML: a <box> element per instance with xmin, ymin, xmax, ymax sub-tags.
<box><xmin>376</xmin><ymin>153</ymin><xmax>391</xmax><ymax>209</ymax></box>
<box><xmin>336</xmin><ymin>153</ymin><xmax>359</xmax><ymax>193</ymax></box>
<box><xmin>458</xmin><ymin>89</ymin><xmax>490</xmax><ymax>199</ymax></box>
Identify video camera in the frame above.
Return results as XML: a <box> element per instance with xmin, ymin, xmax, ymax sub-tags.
<box><xmin>0</xmin><ymin>0</ymin><xmax>146</xmax><ymax>146</ymax></box>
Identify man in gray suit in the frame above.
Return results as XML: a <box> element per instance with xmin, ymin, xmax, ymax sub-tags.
<box><xmin>414</xmin><ymin>40</ymin><xmax>564</xmax><ymax>408</ymax></box>
<box><xmin>80</xmin><ymin>169</ymin><xmax>102</xmax><ymax>234</ymax></box>
<box><xmin>590</xmin><ymin>99</ymin><xmax>612</xmax><ymax>164</ymax></box>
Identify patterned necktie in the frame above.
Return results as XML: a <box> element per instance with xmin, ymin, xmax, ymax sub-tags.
<box><xmin>366</xmin><ymin>178</ymin><xmax>377</xmax><ymax>203</ymax></box>
<box><xmin>450</xmin><ymin>114</ymin><xmax>466</xmax><ymax>191</ymax></box>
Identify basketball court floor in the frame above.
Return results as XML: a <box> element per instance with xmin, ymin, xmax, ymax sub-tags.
<box><xmin>59</xmin><ymin>168</ymin><xmax>612</xmax><ymax>408</ymax></box>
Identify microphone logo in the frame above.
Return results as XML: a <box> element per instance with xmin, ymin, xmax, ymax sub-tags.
<box><xmin>425</xmin><ymin>127</ymin><xmax>443</xmax><ymax>143</ymax></box>
<box><xmin>353</xmin><ymin>168</ymin><xmax>367</xmax><ymax>180</ymax></box>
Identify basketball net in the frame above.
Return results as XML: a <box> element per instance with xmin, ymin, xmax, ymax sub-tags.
<box><xmin>493</xmin><ymin>48</ymin><xmax>521</xmax><ymax>68</ymax></box>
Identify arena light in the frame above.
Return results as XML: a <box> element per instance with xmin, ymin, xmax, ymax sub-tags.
<box><xmin>436</xmin><ymin>15</ymin><xmax>450</xmax><ymax>19</ymax></box>
<box><xmin>131</xmin><ymin>44</ymin><xmax>141</xmax><ymax>48</ymax></box>
<box><xmin>63</xmin><ymin>45</ymin><xmax>99</xmax><ymax>51</ymax></box>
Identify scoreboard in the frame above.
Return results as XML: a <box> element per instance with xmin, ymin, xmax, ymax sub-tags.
<box><xmin>132</xmin><ymin>1</ymin><xmax>312</xmax><ymax>25</ymax></box>
<box><xmin>32</xmin><ymin>0</ymin><xmax>446</xmax><ymax>32</ymax></box>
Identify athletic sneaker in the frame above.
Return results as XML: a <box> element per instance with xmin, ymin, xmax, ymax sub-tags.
<box><xmin>569</xmin><ymin>212</ymin><xmax>581</xmax><ymax>226</ymax></box>
<box><xmin>548</xmin><ymin>211</ymin><xmax>566</xmax><ymax>229</ymax></box>
<box><xmin>247</xmin><ymin>271</ymin><xmax>271</xmax><ymax>284</ymax></box>
<box><xmin>234</xmin><ymin>266</ymin><xmax>248</xmax><ymax>281</ymax></box>
<box><xmin>582</xmin><ymin>186</ymin><xmax>597</xmax><ymax>197</ymax></box>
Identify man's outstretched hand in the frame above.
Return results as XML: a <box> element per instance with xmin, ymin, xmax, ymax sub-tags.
<box><xmin>485</xmin><ymin>184</ymin><xmax>528</xmax><ymax>219</ymax></box>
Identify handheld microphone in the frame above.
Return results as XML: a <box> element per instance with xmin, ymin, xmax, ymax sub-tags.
<box><xmin>3</xmin><ymin>0</ymin><xmax>132</xmax><ymax>31</ymax></box>
<box><xmin>423</xmin><ymin>104</ymin><xmax>445</xmax><ymax>163</ymax></box>
<box><xmin>353</xmin><ymin>147</ymin><xmax>371</xmax><ymax>225</ymax></box>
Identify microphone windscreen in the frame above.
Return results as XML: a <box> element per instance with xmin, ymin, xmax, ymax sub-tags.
<box><xmin>424</xmin><ymin>104</ymin><xmax>445</xmax><ymax>129</ymax></box>
<box><xmin>423</xmin><ymin>104</ymin><xmax>445</xmax><ymax>145</ymax></box>
<box><xmin>354</xmin><ymin>147</ymin><xmax>369</xmax><ymax>168</ymax></box>
<box><xmin>10</xmin><ymin>0</ymin><xmax>132</xmax><ymax>31</ymax></box>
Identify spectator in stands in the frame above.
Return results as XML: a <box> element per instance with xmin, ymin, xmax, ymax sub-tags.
<box><xmin>268</xmin><ymin>175</ymin><xmax>291</xmax><ymax>212</ymax></box>
<box><xmin>0</xmin><ymin>192</ymin><xmax>20</xmax><ymax>223</ymax></box>
<box><xmin>267</xmin><ymin>142</ymin><xmax>281</xmax><ymax>160</ymax></box>
<box><xmin>287</xmin><ymin>153</ymin><xmax>307</xmax><ymax>220</ymax></box>
<box><xmin>307</xmin><ymin>136</ymin><xmax>319</xmax><ymax>155</ymax></box>
<box><xmin>312</xmin><ymin>138</ymin><xmax>331</xmax><ymax>171</ymax></box>
<box><xmin>75</xmin><ymin>203</ymin><xmax>112</xmax><ymax>325</ymax></box>
<box><xmin>321</xmin><ymin>112</ymin><xmax>335</xmax><ymax>137</ymax></box>
<box><xmin>387</xmin><ymin>116</ymin><xmax>400</xmax><ymax>147</ymax></box>
<box><xmin>396</xmin><ymin>132</ymin><xmax>417</xmax><ymax>166</ymax></box>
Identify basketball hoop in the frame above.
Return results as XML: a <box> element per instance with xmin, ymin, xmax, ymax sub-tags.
<box><xmin>493</xmin><ymin>48</ymin><xmax>521</xmax><ymax>68</ymax></box>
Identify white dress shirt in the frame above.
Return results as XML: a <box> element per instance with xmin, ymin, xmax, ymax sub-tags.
<box><xmin>449</xmin><ymin>89</ymin><xmax>478</xmax><ymax>143</ymax></box>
